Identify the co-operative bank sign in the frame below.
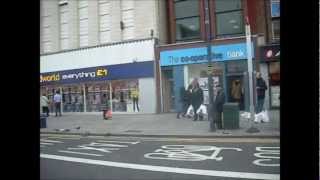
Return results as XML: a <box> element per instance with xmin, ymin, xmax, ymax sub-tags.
<box><xmin>160</xmin><ymin>43</ymin><xmax>254</xmax><ymax>66</ymax></box>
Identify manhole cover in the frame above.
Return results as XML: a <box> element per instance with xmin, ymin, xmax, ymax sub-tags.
<box><xmin>125</xmin><ymin>130</ymin><xmax>142</xmax><ymax>133</ymax></box>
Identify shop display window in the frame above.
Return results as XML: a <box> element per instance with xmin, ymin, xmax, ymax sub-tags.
<box><xmin>85</xmin><ymin>82</ymin><xmax>110</xmax><ymax>112</ymax></box>
<box><xmin>112</xmin><ymin>79</ymin><xmax>139</xmax><ymax>112</ymax></box>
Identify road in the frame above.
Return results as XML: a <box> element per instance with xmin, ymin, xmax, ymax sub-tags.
<box><xmin>40</xmin><ymin>134</ymin><xmax>280</xmax><ymax>180</ymax></box>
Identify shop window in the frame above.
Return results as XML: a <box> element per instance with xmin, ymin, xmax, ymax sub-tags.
<box><xmin>214</xmin><ymin>0</ymin><xmax>244</xmax><ymax>38</ymax></box>
<box><xmin>174</xmin><ymin>0</ymin><xmax>201</xmax><ymax>42</ymax></box>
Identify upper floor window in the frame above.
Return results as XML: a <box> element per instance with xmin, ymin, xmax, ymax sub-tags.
<box><xmin>214</xmin><ymin>0</ymin><xmax>244</xmax><ymax>38</ymax></box>
<box><xmin>174</xmin><ymin>0</ymin><xmax>201</xmax><ymax>42</ymax></box>
<box><xmin>271</xmin><ymin>0</ymin><xmax>280</xmax><ymax>41</ymax></box>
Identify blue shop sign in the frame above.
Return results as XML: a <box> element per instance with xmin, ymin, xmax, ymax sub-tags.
<box><xmin>40</xmin><ymin>61</ymin><xmax>154</xmax><ymax>85</ymax></box>
<box><xmin>271</xmin><ymin>1</ymin><xmax>280</xmax><ymax>17</ymax></box>
<box><xmin>160</xmin><ymin>43</ymin><xmax>254</xmax><ymax>66</ymax></box>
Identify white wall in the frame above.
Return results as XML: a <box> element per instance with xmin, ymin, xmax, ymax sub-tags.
<box><xmin>139</xmin><ymin>78</ymin><xmax>156</xmax><ymax>113</ymax></box>
<box><xmin>40</xmin><ymin>39</ymin><xmax>155</xmax><ymax>73</ymax></box>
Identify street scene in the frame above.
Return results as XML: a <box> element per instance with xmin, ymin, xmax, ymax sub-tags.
<box><xmin>40</xmin><ymin>0</ymin><xmax>280</xmax><ymax>179</ymax></box>
<box><xmin>41</xmin><ymin>135</ymin><xmax>279</xmax><ymax>180</ymax></box>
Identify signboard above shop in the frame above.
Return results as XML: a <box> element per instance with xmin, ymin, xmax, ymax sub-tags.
<box><xmin>40</xmin><ymin>61</ymin><xmax>154</xmax><ymax>85</ymax></box>
<box><xmin>259</xmin><ymin>44</ymin><xmax>280</xmax><ymax>62</ymax></box>
<box><xmin>160</xmin><ymin>43</ymin><xmax>254</xmax><ymax>66</ymax></box>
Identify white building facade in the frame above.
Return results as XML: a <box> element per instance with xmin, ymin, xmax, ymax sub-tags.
<box><xmin>40</xmin><ymin>0</ymin><xmax>167</xmax><ymax>114</ymax></box>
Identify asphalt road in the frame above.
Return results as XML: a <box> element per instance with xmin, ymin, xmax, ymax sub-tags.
<box><xmin>40</xmin><ymin>134</ymin><xmax>280</xmax><ymax>180</ymax></box>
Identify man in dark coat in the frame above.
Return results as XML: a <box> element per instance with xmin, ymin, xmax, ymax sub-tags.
<box><xmin>176</xmin><ymin>85</ymin><xmax>192</xmax><ymax>119</ymax></box>
<box><xmin>191</xmin><ymin>82</ymin><xmax>204</xmax><ymax>121</ymax></box>
<box><xmin>213</xmin><ymin>84</ymin><xmax>225</xmax><ymax>129</ymax></box>
<box><xmin>256</xmin><ymin>72</ymin><xmax>268</xmax><ymax>113</ymax></box>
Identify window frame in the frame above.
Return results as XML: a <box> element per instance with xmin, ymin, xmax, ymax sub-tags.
<box><xmin>213</xmin><ymin>0</ymin><xmax>245</xmax><ymax>38</ymax></box>
<box><xmin>270</xmin><ymin>0</ymin><xmax>280</xmax><ymax>42</ymax></box>
<box><xmin>173</xmin><ymin>0</ymin><xmax>202</xmax><ymax>42</ymax></box>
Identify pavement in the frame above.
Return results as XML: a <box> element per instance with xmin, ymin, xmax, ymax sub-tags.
<box><xmin>40</xmin><ymin>135</ymin><xmax>280</xmax><ymax>180</ymax></box>
<box><xmin>40</xmin><ymin>110</ymin><xmax>279</xmax><ymax>138</ymax></box>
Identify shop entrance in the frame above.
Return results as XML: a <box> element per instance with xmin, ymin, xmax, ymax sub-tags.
<box><xmin>227</xmin><ymin>75</ymin><xmax>245</xmax><ymax>110</ymax></box>
<box><xmin>162</xmin><ymin>69</ymin><xmax>175</xmax><ymax>112</ymax></box>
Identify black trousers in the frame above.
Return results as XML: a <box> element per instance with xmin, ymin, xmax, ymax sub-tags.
<box><xmin>215</xmin><ymin>111</ymin><xmax>223</xmax><ymax>129</ymax></box>
<box><xmin>133</xmin><ymin>98</ymin><xmax>139</xmax><ymax>112</ymax></box>
<box><xmin>55</xmin><ymin>102</ymin><xmax>62</xmax><ymax>116</ymax></box>
<box><xmin>192</xmin><ymin>104</ymin><xmax>201</xmax><ymax>121</ymax></box>
<box><xmin>42</xmin><ymin>106</ymin><xmax>49</xmax><ymax>116</ymax></box>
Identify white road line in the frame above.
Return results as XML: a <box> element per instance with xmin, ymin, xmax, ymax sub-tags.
<box><xmin>40</xmin><ymin>142</ymin><xmax>53</xmax><ymax>145</ymax></box>
<box><xmin>58</xmin><ymin>151</ymin><xmax>103</xmax><ymax>157</ymax></box>
<box><xmin>40</xmin><ymin>139</ymin><xmax>64</xmax><ymax>143</ymax></box>
<box><xmin>97</xmin><ymin>140</ymin><xmax>140</xmax><ymax>144</ymax></box>
<box><xmin>40</xmin><ymin>154</ymin><xmax>280</xmax><ymax>180</ymax></box>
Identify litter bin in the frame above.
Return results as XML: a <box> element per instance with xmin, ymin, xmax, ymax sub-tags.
<box><xmin>40</xmin><ymin>114</ymin><xmax>47</xmax><ymax>128</ymax></box>
<box><xmin>223</xmin><ymin>103</ymin><xmax>240</xmax><ymax>129</ymax></box>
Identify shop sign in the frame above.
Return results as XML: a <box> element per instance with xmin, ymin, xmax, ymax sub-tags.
<box><xmin>260</xmin><ymin>45</ymin><xmax>280</xmax><ymax>61</ymax></box>
<box><xmin>160</xmin><ymin>43</ymin><xmax>254</xmax><ymax>66</ymax></box>
<box><xmin>40</xmin><ymin>61</ymin><xmax>154</xmax><ymax>85</ymax></box>
<box><xmin>40</xmin><ymin>68</ymin><xmax>108</xmax><ymax>84</ymax></box>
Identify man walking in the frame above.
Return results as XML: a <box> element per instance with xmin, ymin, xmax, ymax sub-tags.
<box><xmin>54</xmin><ymin>90</ymin><xmax>62</xmax><ymax>117</ymax></box>
<box><xmin>256</xmin><ymin>72</ymin><xmax>268</xmax><ymax>113</ymax></box>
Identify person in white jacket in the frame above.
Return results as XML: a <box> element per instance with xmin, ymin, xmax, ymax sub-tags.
<box><xmin>40</xmin><ymin>93</ymin><xmax>50</xmax><ymax>116</ymax></box>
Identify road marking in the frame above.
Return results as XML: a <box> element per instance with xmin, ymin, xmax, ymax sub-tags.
<box><xmin>40</xmin><ymin>139</ymin><xmax>64</xmax><ymax>143</ymax></box>
<box><xmin>144</xmin><ymin>145</ymin><xmax>242</xmax><ymax>161</ymax></box>
<box><xmin>40</xmin><ymin>154</ymin><xmax>279</xmax><ymax>180</ymax></box>
<box><xmin>58</xmin><ymin>151</ymin><xmax>103</xmax><ymax>157</ymax></box>
<box><xmin>40</xmin><ymin>142</ymin><xmax>53</xmax><ymax>145</ymax></box>
<box><xmin>40</xmin><ymin>145</ymin><xmax>46</xmax><ymax>148</ymax></box>
<box><xmin>253</xmin><ymin>147</ymin><xmax>280</xmax><ymax>167</ymax></box>
<box><xmin>97</xmin><ymin>140</ymin><xmax>140</xmax><ymax>145</ymax></box>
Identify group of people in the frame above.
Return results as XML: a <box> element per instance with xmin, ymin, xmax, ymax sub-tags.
<box><xmin>175</xmin><ymin>72</ymin><xmax>268</xmax><ymax>129</ymax></box>
<box><xmin>176</xmin><ymin>78</ymin><xmax>226</xmax><ymax>128</ymax></box>
<box><xmin>40</xmin><ymin>90</ymin><xmax>62</xmax><ymax>117</ymax></box>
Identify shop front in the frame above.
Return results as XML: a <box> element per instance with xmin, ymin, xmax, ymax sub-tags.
<box><xmin>159</xmin><ymin>42</ymin><xmax>255</xmax><ymax>112</ymax></box>
<box><xmin>40</xmin><ymin>61</ymin><xmax>155</xmax><ymax>114</ymax></box>
<box><xmin>259</xmin><ymin>44</ymin><xmax>280</xmax><ymax>109</ymax></box>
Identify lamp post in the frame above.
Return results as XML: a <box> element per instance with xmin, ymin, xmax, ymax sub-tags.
<box><xmin>204</xmin><ymin>0</ymin><xmax>216</xmax><ymax>132</ymax></box>
<box><xmin>245</xmin><ymin>16</ymin><xmax>260</xmax><ymax>133</ymax></box>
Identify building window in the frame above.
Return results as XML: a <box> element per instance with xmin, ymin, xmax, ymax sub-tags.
<box><xmin>59</xmin><ymin>2</ymin><xmax>69</xmax><ymax>50</ymax></box>
<box><xmin>41</xmin><ymin>14</ymin><xmax>52</xmax><ymax>53</ymax></box>
<box><xmin>214</xmin><ymin>0</ymin><xmax>244</xmax><ymax>38</ymax></box>
<box><xmin>78</xmin><ymin>0</ymin><xmax>89</xmax><ymax>47</ymax></box>
<box><xmin>271</xmin><ymin>0</ymin><xmax>280</xmax><ymax>41</ymax></box>
<box><xmin>121</xmin><ymin>0</ymin><xmax>135</xmax><ymax>40</ymax></box>
<box><xmin>99</xmin><ymin>0</ymin><xmax>111</xmax><ymax>44</ymax></box>
<box><xmin>174</xmin><ymin>0</ymin><xmax>200</xmax><ymax>42</ymax></box>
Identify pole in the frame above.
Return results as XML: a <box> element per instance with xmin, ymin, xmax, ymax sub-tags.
<box><xmin>204</xmin><ymin>0</ymin><xmax>215</xmax><ymax>131</ymax></box>
<box><xmin>245</xmin><ymin>17</ymin><xmax>260</xmax><ymax>133</ymax></box>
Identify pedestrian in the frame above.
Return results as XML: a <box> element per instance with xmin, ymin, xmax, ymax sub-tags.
<box><xmin>176</xmin><ymin>85</ymin><xmax>192</xmax><ymax>119</ymax></box>
<box><xmin>131</xmin><ymin>86</ymin><xmax>139</xmax><ymax>112</ymax></box>
<box><xmin>256</xmin><ymin>72</ymin><xmax>268</xmax><ymax>113</ymax></box>
<box><xmin>213</xmin><ymin>84</ymin><xmax>225</xmax><ymax>129</ymax></box>
<box><xmin>191</xmin><ymin>79</ymin><xmax>204</xmax><ymax>121</ymax></box>
<box><xmin>53</xmin><ymin>90</ymin><xmax>62</xmax><ymax>117</ymax></box>
<box><xmin>40</xmin><ymin>93</ymin><xmax>50</xmax><ymax>116</ymax></box>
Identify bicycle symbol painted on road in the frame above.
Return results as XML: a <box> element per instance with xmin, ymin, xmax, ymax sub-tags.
<box><xmin>144</xmin><ymin>145</ymin><xmax>242</xmax><ymax>161</ymax></box>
